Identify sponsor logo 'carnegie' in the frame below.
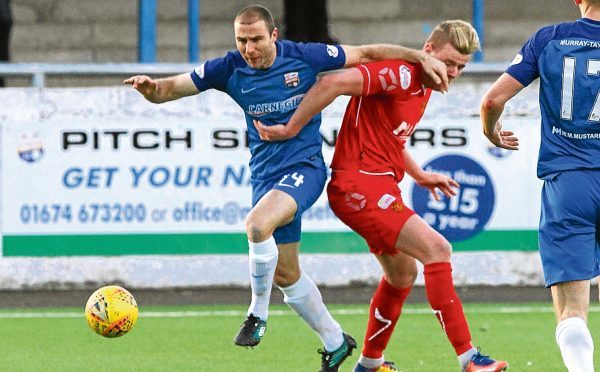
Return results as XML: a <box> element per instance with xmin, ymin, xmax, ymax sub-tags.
<box><xmin>247</xmin><ymin>94</ymin><xmax>305</xmax><ymax>116</ymax></box>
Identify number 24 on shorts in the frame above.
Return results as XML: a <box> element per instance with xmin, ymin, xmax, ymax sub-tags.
<box><xmin>278</xmin><ymin>172</ymin><xmax>305</xmax><ymax>189</ymax></box>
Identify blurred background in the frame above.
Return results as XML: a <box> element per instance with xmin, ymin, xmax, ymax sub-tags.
<box><xmin>1</xmin><ymin>0</ymin><xmax>579</xmax><ymax>86</ymax></box>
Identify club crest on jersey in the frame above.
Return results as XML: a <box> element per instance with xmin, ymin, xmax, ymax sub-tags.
<box><xmin>391</xmin><ymin>201</ymin><xmax>404</xmax><ymax>212</ymax></box>
<box><xmin>284</xmin><ymin>72</ymin><xmax>299</xmax><ymax>87</ymax></box>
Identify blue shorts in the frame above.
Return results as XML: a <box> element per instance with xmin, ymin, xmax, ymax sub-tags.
<box><xmin>539</xmin><ymin>170</ymin><xmax>600</xmax><ymax>287</ymax></box>
<box><xmin>251</xmin><ymin>163</ymin><xmax>327</xmax><ymax>244</ymax></box>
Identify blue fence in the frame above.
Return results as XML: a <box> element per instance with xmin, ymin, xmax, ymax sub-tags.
<box><xmin>135</xmin><ymin>0</ymin><xmax>485</xmax><ymax>63</ymax></box>
<box><xmin>138</xmin><ymin>0</ymin><xmax>200</xmax><ymax>63</ymax></box>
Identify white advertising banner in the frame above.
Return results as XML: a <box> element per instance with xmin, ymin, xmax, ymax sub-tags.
<box><xmin>3</xmin><ymin>117</ymin><xmax>255</xmax><ymax>233</ymax></box>
<box><xmin>0</xmin><ymin>82</ymin><xmax>543</xmax><ymax>256</ymax></box>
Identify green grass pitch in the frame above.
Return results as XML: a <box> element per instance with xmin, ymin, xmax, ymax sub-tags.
<box><xmin>1</xmin><ymin>303</ymin><xmax>599</xmax><ymax>371</ymax></box>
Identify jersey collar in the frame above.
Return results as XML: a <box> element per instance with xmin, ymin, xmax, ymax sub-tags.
<box><xmin>579</xmin><ymin>17</ymin><xmax>600</xmax><ymax>27</ymax></box>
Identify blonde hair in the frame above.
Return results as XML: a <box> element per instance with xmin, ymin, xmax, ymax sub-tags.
<box><xmin>426</xmin><ymin>20</ymin><xmax>480</xmax><ymax>55</ymax></box>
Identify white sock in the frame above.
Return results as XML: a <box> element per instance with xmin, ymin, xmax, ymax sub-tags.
<box><xmin>358</xmin><ymin>355</ymin><xmax>385</xmax><ymax>369</ymax></box>
<box><xmin>556</xmin><ymin>317</ymin><xmax>594</xmax><ymax>372</ymax></box>
<box><xmin>458</xmin><ymin>347</ymin><xmax>477</xmax><ymax>371</ymax></box>
<box><xmin>247</xmin><ymin>237</ymin><xmax>278</xmax><ymax>321</ymax></box>
<box><xmin>279</xmin><ymin>271</ymin><xmax>344</xmax><ymax>351</ymax></box>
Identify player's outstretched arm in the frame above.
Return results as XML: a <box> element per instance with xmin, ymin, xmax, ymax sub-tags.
<box><xmin>342</xmin><ymin>44</ymin><xmax>448</xmax><ymax>93</ymax></box>
<box><xmin>123</xmin><ymin>73</ymin><xmax>199</xmax><ymax>104</ymax></box>
<box><xmin>402</xmin><ymin>149</ymin><xmax>459</xmax><ymax>201</ymax></box>
<box><xmin>254</xmin><ymin>68</ymin><xmax>364</xmax><ymax>141</ymax></box>
<box><xmin>480</xmin><ymin>73</ymin><xmax>524</xmax><ymax>150</ymax></box>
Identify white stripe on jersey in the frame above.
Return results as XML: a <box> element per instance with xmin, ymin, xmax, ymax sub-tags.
<box><xmin>359</xmin><ymin>170</ymin><xmax>396</xmax><ymax>177</ymax></box>
<box><xmin>354</xmin><ymin>65</ymin><xmax>372</xmax><ymax>128</ymax></box>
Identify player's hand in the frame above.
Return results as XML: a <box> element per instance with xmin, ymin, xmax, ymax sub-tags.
<box><xmin>253</xmin><ymin>119</ymin><xmax>298</xmax><ymax>141</ymax></box>
<box><xmin>486</xmin><ymin>120</ymin><xmax>519</xmax><ymax>150</ymax></box>
<box><xmin>415</xmin><ymin>172</ymin><xmax>459</xmax><ymax>201</ymax></box>
<box><xmin>421</xmin><ymin>54</ymin><xmax>448</xmax><ymax>93</ymax></box>
<box><xmin>123</xmin><ymin>75</ymin><xmax>158</xmax><ymax>98</ymax></box>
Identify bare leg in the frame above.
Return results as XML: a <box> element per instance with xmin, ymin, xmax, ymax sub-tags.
<box><xmin>393</xmin><ymin>214</ymin><xmax>452</xmax><ymax>264</ymax></box>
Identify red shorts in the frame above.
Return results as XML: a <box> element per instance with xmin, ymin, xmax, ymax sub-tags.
<box><xmin>327</xmin><ymin>171</ymin><xmax>415</xmax><ymax>255</ymax></box>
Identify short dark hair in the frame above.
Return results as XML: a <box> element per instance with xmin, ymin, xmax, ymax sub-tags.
<box><xmin>235</xmin><ymin>5</ymin><xmax>275</xmax><ymax>34</ymax></box>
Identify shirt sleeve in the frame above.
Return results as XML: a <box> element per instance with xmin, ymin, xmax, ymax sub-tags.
<box><xmin>506</xmin><ymin>25</ymin><xmax>554</xmax><ymax>87</ymax></box>
<box><xmin>297</xmin><ymin>42</ymin><xmax>346</xmax><ymax>73</ymax></box>
<box><xmin>189</xmin><ymin>52</ymin><xmax>237</xmax><ymax>92</ymax></box>
<box><xmin>357</xmin><ymin>60</ymin><xmax>423</xmax><ymax>97</ymax></box>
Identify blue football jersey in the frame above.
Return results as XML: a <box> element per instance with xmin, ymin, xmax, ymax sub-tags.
<box><xmin>190</xmin><ymin>40</ymin><xmax>346</xmax><ymax>181</ymax></box>
<box><xmin>506</xmin><ymin>18</ymin><xmax>600</xmax><ymax>179</ymax></box>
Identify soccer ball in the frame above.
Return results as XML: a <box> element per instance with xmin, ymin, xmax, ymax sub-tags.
<box><xmin>85</xmin><ymin>285</ymin><xmax>139</xmax><ymax>338</ymax></box>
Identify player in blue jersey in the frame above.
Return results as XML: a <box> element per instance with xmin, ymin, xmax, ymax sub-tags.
<box><xmin>124</xmin><ymin>5</ymin><xmax>448</xmax><ymax>371</ymax></box>
<box><xmin>480</xmin><ymin>1</ymin><xmax>600</xmax><ymax>370</ymax></box>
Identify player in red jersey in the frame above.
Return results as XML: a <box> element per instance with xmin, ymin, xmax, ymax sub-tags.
<box><xmin>254</xmin><ymin>20</ymin><xmax>509</xmax><ymax>372</ymax></box>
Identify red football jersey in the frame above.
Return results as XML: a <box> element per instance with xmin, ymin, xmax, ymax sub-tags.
<box><xmin>330</xmin><ymin>60</ymin><xmax>432</xmax><ymax>182</ymax></box>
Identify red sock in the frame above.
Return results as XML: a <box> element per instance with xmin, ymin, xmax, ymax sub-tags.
<box><xmin>423</xmin><ymin>262</ymin><xmax>473</xmax><ymax>355</ymax></box>
<box><xmin>362</xmin><ymin>276</ymin><xmax>411</xmax><ymax>359</ymax></box>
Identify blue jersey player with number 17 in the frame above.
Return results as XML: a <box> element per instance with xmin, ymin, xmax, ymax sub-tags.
<box><xmin>124</xmin><ymin>5</ymin><xmax>448</xmax><ymax>371</ymax></box>
<box><xmin>481</xmin><ymin>1</ymin><xmax>600</xmax><ymax>370</ymax></box>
